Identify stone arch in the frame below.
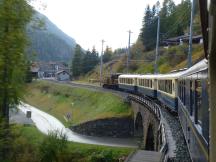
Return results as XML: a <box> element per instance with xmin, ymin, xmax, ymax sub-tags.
<box><xmin>145</xmin><ymin>123</ymin><xmax>155</xmax><ymax>151</ymax></box>
<box><xmin>134</xmin><ymin>112</ymin><xmax>143</xmax><ymax>137</ymax></box>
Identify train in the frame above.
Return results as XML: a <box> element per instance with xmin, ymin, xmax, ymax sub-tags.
<box><xmin>103</xmin><ymin>59</ymin><xmax>209</xmax><ymax>162</ymax></box>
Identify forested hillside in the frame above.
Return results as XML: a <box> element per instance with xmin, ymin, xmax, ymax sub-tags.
<box><xmin>139</xmin><ymin>0</ymin><xmax>201</xmax><ymax>51</ymax></box>
<box><xmin>26</xmin><ymin>11</ymin><xmax>76</xmax><ymax>62</ymax></box>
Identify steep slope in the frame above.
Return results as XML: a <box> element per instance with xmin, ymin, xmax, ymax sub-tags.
<box><xmin>27</xmin><ymin>11</ymin><xmax>76</xmax><ymax>62</ymax></box>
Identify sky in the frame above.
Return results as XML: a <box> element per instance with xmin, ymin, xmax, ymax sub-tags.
<box><xmin>32</xmin><ymin>0</ymin><xmax>181</xmax><ymax>52</ymax></box>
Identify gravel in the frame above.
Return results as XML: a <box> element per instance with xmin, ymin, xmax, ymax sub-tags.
<box><xmin>161</xmin><ymin>107</ymin><xmax>191</xmax><ymax>162</ymax></box>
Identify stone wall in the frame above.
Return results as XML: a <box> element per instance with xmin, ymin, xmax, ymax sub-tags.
<box><xmin>71</xmin><ymin>117</ymin><xmax>134</xmax><ymax>138</ymax></box>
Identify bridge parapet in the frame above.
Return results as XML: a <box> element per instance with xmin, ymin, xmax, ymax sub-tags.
<box><xmin>127</xmin><ymin>94</ymin><xmax>168</xmax><ymax>161</ymax></box>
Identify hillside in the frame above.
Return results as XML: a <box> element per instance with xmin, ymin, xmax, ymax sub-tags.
<box><xmin>26</xmin><ymin>11</ymin><xmax>77</xmax><ymax>62</ymax></box>
<box><xmin>23</xmin><ymin>81</ymin><xmax>132</xmax><ymax>126</ymax></box>
<box><xmin>78</xmin><ymin>44</ymin><xmax>205</xmax><ymax>82</ymax></box>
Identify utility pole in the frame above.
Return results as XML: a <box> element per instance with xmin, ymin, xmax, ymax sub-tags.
<box><xmin>188</xmin><ymin>0</ymin><xmax>195</xmax><ymax>68</ymax></box>
<box><xmin>100</xmin><ymin>40</ymin><xmax>105</xmax><ymax>86</ymax></box>
<box><xmin>127</xmin><ymin>30</ymin><xmax>132</xmax><ymax>73</ymax></box>
<box><xmin>155</xmin><ymin>16</ymin><xmax>160</xmax><ymax>74</ymax></box>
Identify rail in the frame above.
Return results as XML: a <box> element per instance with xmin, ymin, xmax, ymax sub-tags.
<box><xmin>127</xmin><ymin>94</ymin><xmax>168</xmax><ymax>162</ymax></box>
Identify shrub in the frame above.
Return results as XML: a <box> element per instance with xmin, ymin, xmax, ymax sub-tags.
<box><xmin>90</xmin><ymin>150</ymin><xmax>116</xmax><ymax>162</ymax></box>
<box><xmin>39</xmin><ymin>131</ymin><xmax>68</xmax><ymax>162</ymax></box>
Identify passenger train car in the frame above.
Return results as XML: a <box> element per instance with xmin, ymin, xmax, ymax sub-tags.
<box><xmin>103</xmin><ymin>59</ymin><xmax>209</xmax><ymax>162</ymax></box>
<box><xmin>178</xmin><ymin>59</ymin><xmax>208</xmax><ymax>162</ymax></box>
<box><xmin>136</xmin><ymin>75</ymin><xmax>157</xmax><ymax>98</ymax></box>
<box><xmin>118</xmin><ymin>74</ymin><xmax>137</xmax><ymax>92</ymax></box>
<box><xmin>156</xmin><ymin>71</ymin><xmax>185</xmax><ymax>111</ymax></box>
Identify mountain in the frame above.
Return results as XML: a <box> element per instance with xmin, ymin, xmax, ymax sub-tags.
<box><xmin>27</xmin><ymin>11</ymin><xmax>76</xmax><ymax>62</ymax></box>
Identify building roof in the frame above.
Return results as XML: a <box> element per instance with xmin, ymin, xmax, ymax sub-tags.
<box><xmin>56</xmin><ymin>70</ymin><xmax>70</xmax><ymax>75</ymax></box>
<box><xmin>163</xmin><ymin>35</ymin><xmax>202</xmax><ymax>44</ymax></box>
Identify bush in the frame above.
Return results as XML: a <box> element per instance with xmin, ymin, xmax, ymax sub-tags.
<box><xmin>90</xmin><ymin>150</ymin><xmax>116</xmax><ymax>162</ymax></box>
<box><xmin>39</xmin><ymin>131</ymin><xmax>68</xmax><ymax>162</ymax></box>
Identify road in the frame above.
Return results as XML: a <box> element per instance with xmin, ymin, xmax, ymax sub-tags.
<box><xmin>18</xmin><ymin>102</ymin><xmax>137</xmax><ymax>148</ymax></box>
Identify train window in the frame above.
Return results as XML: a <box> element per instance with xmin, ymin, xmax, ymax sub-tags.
<box><xmin>158</xmin><ymin>80</ymin><xmax>172</xmax><ymax>94</ymax></box>
<box><xmin>195</xmin><ymin>80</ymin><xmax>202</xmax><ymax>126</ymax></box>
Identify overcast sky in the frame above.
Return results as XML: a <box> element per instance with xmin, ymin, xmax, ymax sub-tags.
<box><xmin>33</xmin><ymin>0</ymin><xmax>181</xmax><ymax>52</ymax></box>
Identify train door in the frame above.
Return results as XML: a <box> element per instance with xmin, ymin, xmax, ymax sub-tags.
<box><xmin>190</xmin><ymin>80</ymin><xmax>194</xmax><ymax>116</ymax></box>
<box><xmin>134</xmin><ymin>78</ymin><xmax>138</xmax><ymax>92</ymax></box>
<box><xmin>201</xmin><ymin>71</ymin><xmax>209</xmax><ymax>143</ymax></box>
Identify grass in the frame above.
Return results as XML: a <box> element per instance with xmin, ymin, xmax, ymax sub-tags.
<box><xmin>23</xmin><ymin>80</ymin><xmax>132</xmax><ymax>127</ymax></box>
<box><xmin>11</xmin><ymin>124</ymin><xmax>133</xmax><ymax>162</ymax></box>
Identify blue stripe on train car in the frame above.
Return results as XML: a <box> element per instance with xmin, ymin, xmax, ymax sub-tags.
<box><xmin>157</xmin><ymin>91</ymin><xmax>178</xmax><ymax>111</ymax></box>
<box><xmin>118</xmin><ymin>84</ymin><xmax>136</xmax><ymax>92</ymax></box>
<box><xmin>137</xmin><ymin>87</ymin><xmax>157</xmax><ymax>98</ymax></box>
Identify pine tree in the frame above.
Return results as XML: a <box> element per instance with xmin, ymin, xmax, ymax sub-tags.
<box><xmin>103</xmin><ymin>46</ymin><xmax>112</xmax><ymax>63</ymax></box>
<box><xmin>82</xmin><ymin>49</ymin><xmax>91</xmax><ymax>74</ymax></box>
<box><xmin>71</xmin><ymin>44</ymin><xmax>83</xmax><ymax>77</ymax></box>
<box><xmin>90</xmin><ymin>46</ymin><xmax>99</xmax><ymax>67</ymax></box>
<box><xmin>139</xmin><ymin>5</ymin><xmax>157</xmax><ymax>51</ymax></box>
<box><xmin>0</xmin><ymin>0</ymin><xmax>33</xmax><ymax>160</ymax></box>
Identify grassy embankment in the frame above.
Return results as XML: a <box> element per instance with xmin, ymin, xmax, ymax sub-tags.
<box><xmin>79</xmin><ymin>44</ymin><xmax>204</xmax><ymax>82</ymax></box>
<box><xmin>12</xmin><ymin>124</ymin><xmax>132</xmax><ymax>162</ymax></box>
<box><xmin>23</xmin><ymin>80</ymin><xmax>132</xmax><ymax>127</ymax></box>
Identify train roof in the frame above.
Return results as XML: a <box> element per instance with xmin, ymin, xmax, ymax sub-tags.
<box><xmin>156</xmin><ymin>59</ymin><xmax>208</xmax><ymax>79</ymax></box>
<box><xmin>136</xmin><ymin>74</ymin><xmax>157</xmax><ymax>79</ymax></box>
<box><xmin>118</xmin><ymin>59</ymin><xmax>208</xmax><ymax>80</ymax></box>
<box><xmin>118</xmin><ymin>74</ymin><xmax>141</xmax><ymax>78</ymax></box>
<box><xmin>156</xmin><ymin>70</ymin><xmax>186</xmax><ymax>79</ymax></box>
<box><xmin>119</xmin><ymin>74</ymin><xmax>159</xmax><ymax>79</ymax></box>
<box><xmin>180</xmin><ymin>59</ymin><xmax>208</xmax><ymax>77</ymax></box>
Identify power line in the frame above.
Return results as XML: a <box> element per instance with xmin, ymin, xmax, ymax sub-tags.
<box><xmin>188</xmin><ymin>0</ymin><xmax>195</xmax><ymax>68</ymax></box>
<box><xmin>155</xmin><ymin>16</ymin><xmax>160</xmax><ymax>74</ymax></box>
<box><xmin>127</xmin><ymin>30</ymin><xmax>132</xmax><ymax>73</ymax></box>
<box><xmin>100</xmin><ymin>40</ymin><xmax>105</xmax><ymax>86</ymax></box>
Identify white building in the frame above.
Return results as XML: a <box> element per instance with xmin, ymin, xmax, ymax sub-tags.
<box><xmin>55</xmin><ymin>70</ymin><xmax>70</xmax><ymax>81</ymax></box>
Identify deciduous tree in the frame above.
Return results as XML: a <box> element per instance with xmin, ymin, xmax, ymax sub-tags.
<box><xmin>0</xmin><ymin>0</ymin><xmax>33</xmax><ymax>160</ymax></box>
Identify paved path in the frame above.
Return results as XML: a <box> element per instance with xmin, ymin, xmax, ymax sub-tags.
<box><xmin>18</xmin><ymin>102</ymin><xmax>137</xmax><ymax>148</ymax></box>
<box><xmin>126</xmin><ymin>150</ymin><xmax>163</xmax><ymax>162</ymax></box>
<box><xmin>9</xmin><ymin>109</ymin><xmax>33</xmax><ymax>125</ymax></box>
